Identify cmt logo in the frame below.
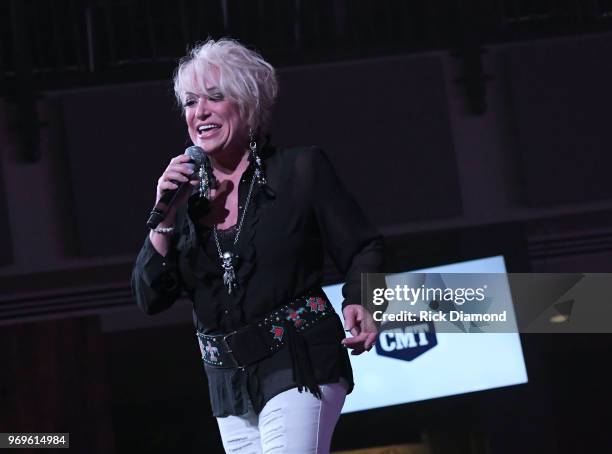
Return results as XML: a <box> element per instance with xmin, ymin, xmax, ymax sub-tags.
<box><xmin>375</xmin><ymin>321</ymin><xmax>438</xmax><ymax>361</ymax></box>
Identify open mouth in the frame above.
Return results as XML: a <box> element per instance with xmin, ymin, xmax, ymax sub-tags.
<box><xmin>197</xmin><ymin>123</ymin><xmax>221</xmax><ymax>137</ymax></box>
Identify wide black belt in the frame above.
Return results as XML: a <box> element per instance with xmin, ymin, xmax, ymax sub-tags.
<box><xmin>196</xmin><ymin>291</ymin><xmax>334</xmax><ymax>369</ymax></box>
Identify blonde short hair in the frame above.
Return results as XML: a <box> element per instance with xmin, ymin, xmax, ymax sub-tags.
<box><xmin>173</xmin><ymin>38</ymin><xmax>278</xmax><ymax>133</ymax></box>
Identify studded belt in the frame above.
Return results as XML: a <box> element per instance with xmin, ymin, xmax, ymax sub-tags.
<box><xmin>196</xmin><ymin>291</ymin><xmax>334</xmax><ymax>369</ymax></box>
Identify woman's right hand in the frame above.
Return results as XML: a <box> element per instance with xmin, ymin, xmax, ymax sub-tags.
<box><xmin>155</xmin><ymin>154</ymin><xmax>200</xmax><ymax>224</ymax></box>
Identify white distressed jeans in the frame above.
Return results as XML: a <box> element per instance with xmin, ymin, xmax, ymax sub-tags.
<box><xmin>216</xmin><ymin>382</ymin><xmax>347</xmax><ymax>453</ymax></box>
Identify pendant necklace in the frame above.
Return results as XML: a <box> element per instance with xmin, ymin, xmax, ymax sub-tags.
<box><xmin>212</xmin><ymin>173</ymin><xmax>256</xmax><ymax>295</ymax></box>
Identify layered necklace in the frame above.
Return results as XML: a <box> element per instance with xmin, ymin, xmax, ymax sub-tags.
<box><xmin>197</xmin><ymin>138</ymin><xmax>266</xmax><ymax>295</ymax></box>
<box><xmin>212</xmin><ymin>173</ymin><xmax>256</xmax><ymax>295</ymax></box>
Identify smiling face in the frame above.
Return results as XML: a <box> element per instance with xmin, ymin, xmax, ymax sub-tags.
<box><xmin>183</xmin><ymin>74</ymin><xmax>249</xmax><ymax>158</ymax></box>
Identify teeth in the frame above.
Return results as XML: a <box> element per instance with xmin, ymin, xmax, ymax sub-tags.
<box><xmin>198</xmin><ymin>124</ymin><xmax>220</xmax><ymax>133</ymax></box>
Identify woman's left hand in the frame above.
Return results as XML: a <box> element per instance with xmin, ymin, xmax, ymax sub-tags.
<box><xmin>341</xmin><ymin>304</ymin><xmax>378</xmax><ymax>355</ymax></box>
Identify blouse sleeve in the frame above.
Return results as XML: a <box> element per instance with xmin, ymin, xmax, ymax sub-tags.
<box><xmin>131</xmin><ymin>233</ymin><xmax>183</xmax><ymax>315</ymax></box>
<box><xmin>308</xmin><ymin>147</ymin><xmax>384</xmax><ymax>311</ymax></box>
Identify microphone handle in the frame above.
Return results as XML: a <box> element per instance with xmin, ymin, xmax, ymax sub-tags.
<box><xmin>146</xmin><ymin>165</ymin><xmax>200</xmax><ymax>229</ymax></box>
<box><xmin>146</xmin><ymin>146</ymin><xmax>205</xmax><ymax>229</ymax></box>
<box><xmin>146</xmin><ymin>178</ymin><xmax>192</xmax><ymax>229</ymax></box>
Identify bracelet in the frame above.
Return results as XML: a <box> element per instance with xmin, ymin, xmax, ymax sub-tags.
<box><xmin>151</xmin><ymin>226</ymin><xmax>175</xmax><ymax>235</ymax></box>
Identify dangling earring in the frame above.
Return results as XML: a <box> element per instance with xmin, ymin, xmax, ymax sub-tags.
<box><xmin>249</xmin><ymin>128</ymin><xmax>267</xmax><ymax>186</ymax></box>
<box><xmin>189</xmin><ymin>154</ymin><xmax>217</xmax><ymax>222</ymax></box>
<box><xmin>198</xmin><ymin>154</ymin><xmax>218</xmax><ymax>198</ymax></box>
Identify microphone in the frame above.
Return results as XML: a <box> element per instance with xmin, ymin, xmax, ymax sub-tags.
<box><xmin>146</xmin><ymin>146</ymin><xmax>205</xmax><ymax>229</ymax></box>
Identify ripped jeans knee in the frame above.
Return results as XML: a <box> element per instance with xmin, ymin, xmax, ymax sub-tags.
<box><xmin>216</xmin><ymin>382</ymin><xmax>347</xmax><ymax>454</ymax></box>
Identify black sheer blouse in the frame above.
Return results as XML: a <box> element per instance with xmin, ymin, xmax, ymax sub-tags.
<box><xmin>131</xmin><ymin>146</ymin><xmax>383</xmax><ymax>416</ymax></box>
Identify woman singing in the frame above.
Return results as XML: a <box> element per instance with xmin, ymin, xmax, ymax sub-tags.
<box><xmin>131</xmin><ymin>38</ymin><xmax>382</xmax><ymax>453</ymax></box>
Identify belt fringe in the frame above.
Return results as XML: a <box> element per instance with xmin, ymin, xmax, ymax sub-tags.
<box><xmin>284</xmin><ymin>319</ymin><xmax>322</xmax><ymax>399</ymax></box>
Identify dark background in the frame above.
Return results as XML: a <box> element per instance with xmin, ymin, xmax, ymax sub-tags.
<box><xmin>1</xmin><ymin>1</ymin><xmax>612</xmax><ymax>453</ymax></box>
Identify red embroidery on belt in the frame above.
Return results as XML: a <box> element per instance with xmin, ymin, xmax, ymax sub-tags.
<box><xmin>306</xmin><ymin>296</ymin><xmax>326</xmax><ymax>313</ymax></box>
<box><xmin>286</xmin><ymin>307</ymin><xmax>306</xmax><ymax>328</ymax></box>
<box><xmin>270</xmin><ymin>325</ymin><xmax>284</xmax><ymax>341</ymax></box>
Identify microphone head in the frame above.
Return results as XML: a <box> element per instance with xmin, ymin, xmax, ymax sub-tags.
<box><xmin>185</xmin><ymin>146</ymin><xmax>205</xmax><ymax>166</ymax></box>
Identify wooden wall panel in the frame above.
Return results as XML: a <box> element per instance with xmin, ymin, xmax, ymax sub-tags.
<box><xmin>505</xmin><ymin>33</ymin><xmax>612</xmax><ymax>206</ymax></box>
<box><xmin>0</xmin><ymin>158</ymin><xmax>13</xmax><ymax>265</ymax></box>
<box><xmin>57</xmin><ymin>82</ymin><xmax>188</xmax><ymax>257</ymax></box>
<box><xmin>273</xmin><ymin>55</ymin><xmax>462</xmax><ymax>225</ymax></box>
<box><xmin>1</xmin><ymin>317</ymin><xmax>116</xmax><ymax>453</ymax></box>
